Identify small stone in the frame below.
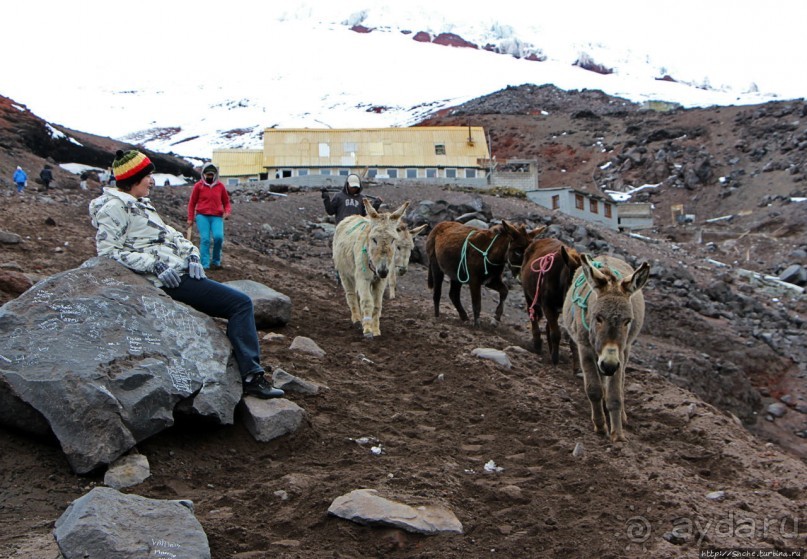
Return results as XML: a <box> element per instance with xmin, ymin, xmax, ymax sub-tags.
<box><xmin>572</xmin><ymin>442</ymin><xmax>585</xmax><ymax>457</ymax></box>
<box><xmin>767</xmin><ymin>402</ymin><xmax>788</xmax><ymax>418</ymax></box>
<box><xmin>705</xmin><ymin>490</ymin><xmax>725</xmax><ymax>501</ymax></box>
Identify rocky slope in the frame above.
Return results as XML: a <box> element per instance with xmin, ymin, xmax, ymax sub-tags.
<box><xmin>0</xmin><ymin>87</ymin><xmax>805</xmax><ymax>557</ymax></box>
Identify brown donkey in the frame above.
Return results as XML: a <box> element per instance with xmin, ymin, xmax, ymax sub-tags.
<box><xmin>426</xmin><ymin>220</ymin><xmax>520</xmax><ymax>326</ymax></box>
<box><xmin>514</xmin><ymin>238</ymin><xmax>582</xmax><ymax>365</ymax></box>
<box><xmin>562</xmin><ymin>254</ymin><xmax>650</xmax><ymax>442</ymax></box>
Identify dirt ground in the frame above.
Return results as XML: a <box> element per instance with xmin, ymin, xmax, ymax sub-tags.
<box><xmin>1</xmin><ymin>183</ymin><xmax>806</xmax><ymax>558</ymax></box>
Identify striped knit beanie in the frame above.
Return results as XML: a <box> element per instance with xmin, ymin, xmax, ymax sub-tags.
<box><xmin>112</xmin><ymin>149</ymin><xmax>155</xmax><ymax>189</ymax></box>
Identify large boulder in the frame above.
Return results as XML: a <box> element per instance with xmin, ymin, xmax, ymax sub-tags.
<box><xmin>0</xmin><ymin>258</ymin><xmax>241</xmax><ymax>474</ymax></box>
<box><xmin>225</xmin><ymin>279</ymin><xmax>292</xmax><ymax>328</ymax></box>
<box><xmin>54</xmin><ymin>487</ymin><xmax>210</xmax><ymax>559</ymax></box>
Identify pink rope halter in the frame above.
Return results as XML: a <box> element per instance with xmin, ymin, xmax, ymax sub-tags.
<box><xmin>528</xmin><ymin>252</ymin><xmax>556</xmax><ymax>321</ymax></box>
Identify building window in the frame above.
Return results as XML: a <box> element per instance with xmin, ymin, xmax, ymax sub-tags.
<box><xmin>446</xmin><ymin>169</ymin><xmax>457</xmax><ymax>178</ymax></box>
<box><xmin>227</xmin><ymin>178</ymin><xmax>238</xmax><ymax>187</ymax></box>
<box><xmin>426</xmin><ymin>168</ymin><xmax>437</xmax><ymax>178</ymax></box>
<box><xmin>435</xmin><ymin>144</ymin><xmax>446</xmax><ymax>155</ymax></box>
<box><xmin>338</xmin><ymin>169</ymin><xmax>349</xmax><ymax>176</ymax></box>
<box><xmin>320</xmin><ymin>169</ymin><xmax>331</xmax><ymax>176</ymax></box>
<box><xmin>590</xmin><ymin>199</ymin><xmax>599</xmax><ymax>214</ymax></box>
<box><xmin>281</xmin><ymin>169</ymin><xmax>292</xmax><ymax>178</ymax></box>
<box><xmin>318</xmin><ymin>143</ymin><xmax>330</xmax><ymax>157</ymax></box>
<box><xmin>406</xmin><ymin>168</ymin><xmax>417</xmax><ymax>178</ymax></box>
<box><xmin>343</xmin><ymin>142</ymin><xmax>357</xmax><ymax>153</ymax></box>
<box><xmin>552</xmin><ymin>195</ymin><xmax>560</xmax><ymax>210</ymax></box>
<box><xmin>387</xmin><ymin>169</ymin><xmax>398</xmax><ymax>178</ymax></box>
<box><xmin>604</xmin><ymin>203</ymin><xmax>612</xmax><ymax>218</ymax></box>
<box><xmin>367</xmin><ymin>169</ymin><xmax>378</xmax><ymax>178</ymax></box>
<box><xmin>465</xmin><ymin>169</ymin><xmax>476</xmax><ymax>178</ymax></box>
<box><xmin>575</xmin><ymin>194</ymin><xmax>585</xmax><ymax>210</ymax></box>
<box><xmin>248</xmin><ymin>178</ymin><xmax>258</xmax><ymax>182</ymax></box>
<box><xmin>298</xmin><ymin>169</ymin><xmax>308</xmax><ymax>176</ymax></box>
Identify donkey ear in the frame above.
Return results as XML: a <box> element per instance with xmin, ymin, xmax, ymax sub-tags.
<box><xmin>580</xmin><ymin>254</ymin><xmax>609</xmax><ymax>290</ymax></box>
<box><xmin>622</xmin><ymin>261</ymin><xmax>650</xmax><ymax>294</ymax></box>
<box><xmin>561</xmin><ymin>245</ymin><xmax>580</xmax><ymax>268</ymax></box>
<box><xmin>364</xmin><ymin>198</ymin><xmax>380</xmax><ymax>218</ymax></box>
<box><xmin>389</xmin><ymin>200</ymin><xmax>410</xmax><ymax>220</ymax></box>
<box><xmin>410</xmin><ymin>224</ymin><xmax>428</xmax><ymax>236</ymax></box>
<box><xmin>500</xmin><ymin>220</ymin><xmax>519</xmax><ymax>237</ymax></box>
<box><xmin>528</xmin><ymin>226</ymin><xmax>547</xmax><ymax>240</ymax></box>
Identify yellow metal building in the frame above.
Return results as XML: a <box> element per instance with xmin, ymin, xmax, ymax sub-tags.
<box><xmin>213</xmin><ymin>127</ymin><xmax>490</xmax><ymax>184</ymax></box>
<box><xmin>211</xmin><ymin>149</ymin><xmax>265</xmax><ymax>182</ymax></box>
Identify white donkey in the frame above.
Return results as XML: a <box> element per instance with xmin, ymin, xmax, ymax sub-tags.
<box><xmin>387</xmin><ymin>222</ymin><xmax>428</xmax><ymax>299</ymax></box>
<box><xmin>333</xmin><ymin>199</ymin><xmax>410</xmax><ymax>338</ymax></box>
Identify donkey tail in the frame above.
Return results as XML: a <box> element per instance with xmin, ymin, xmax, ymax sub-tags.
<box><xmin>426</xmin><ymin>234</ymin><xmax>436</xmax><ymax>289</ymax></box>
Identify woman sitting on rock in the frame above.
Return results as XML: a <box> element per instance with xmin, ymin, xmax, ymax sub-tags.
<box><xmin>89</xmin><ymin>149</ymin><xmax>284</xmax><ymax>399</ymax></box>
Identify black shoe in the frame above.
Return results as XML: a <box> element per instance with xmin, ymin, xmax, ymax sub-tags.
<box><xmin>243</xmin><ymin>374</ymin><xmax>285</xmax><ymax>399</ymax></box>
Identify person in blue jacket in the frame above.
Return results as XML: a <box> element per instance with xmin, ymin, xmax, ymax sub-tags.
<box><xmin>13</xmin><ymin>166</ymin><xmax>27</xmax><ymax>194</ymax></box>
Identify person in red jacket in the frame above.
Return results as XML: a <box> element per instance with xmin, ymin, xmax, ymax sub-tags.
<box><xmin>188</xmin><ymin>163</ymin><xmax>231</xmax><ymax>270</ymax></box>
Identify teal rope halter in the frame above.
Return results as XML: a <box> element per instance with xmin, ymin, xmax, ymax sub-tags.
<box><xmin>457</xmin><ymin>230</ymin><xmax>503</xmax><ymax>284</ymax></box>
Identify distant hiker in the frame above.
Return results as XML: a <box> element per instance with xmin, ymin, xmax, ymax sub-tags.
<box><xmin>79</xmin><ymin>171</ymin><xmax>89</xmax><ymax>191</ymax></box>
<box><xmin>163</xmin><ymin>178</ymin><xmax>171</xmax><ymax>187</ymax></box>
<box><xmin>89</xmin><ymin>149</ymin><xmax>284</xmax><ymax>399</ymax></box>
<box><xmin>321</xmin><ymin>173</ymin><xmax>383</xmax><ymax>225</ymax></box>
<box><xmin>12</xmin><ymin>166</ymin><xmax>27</xmax><ymax>194</ymax></box>
<box><xmin>39</xmin><ymin>165</ymin><xmax>53</xmax><ymax>190</ymax></box>
<box><xmin>187</xmin><ymin>163</ymin><xmax>231</xmax><ymax>271</ymax></box>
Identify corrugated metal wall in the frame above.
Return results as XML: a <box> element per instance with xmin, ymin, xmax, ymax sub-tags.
<box><xmin>212</xmin><ymin>149</ymin><xmax>264</xmax><ymax>176</ymax></box>
<box><xmin>262</xmin><ymin>127</ymin><xmax>489</xmax><ymax>168</ymax></box>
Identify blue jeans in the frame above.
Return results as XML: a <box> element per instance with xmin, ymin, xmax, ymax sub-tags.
<box><xmin>16</xmin><ymin>182</ymin><xmax>25</xmax><ymax>193</ymax></box>
<box><xmin>195</xmin><ymin>214</ymin><xmax>225</xmax><ymax>268</ymax></box>
<box><xmin>163</xmin><ymin>276</ymin><xmax>263</xmax><ymax>378</ymax></box>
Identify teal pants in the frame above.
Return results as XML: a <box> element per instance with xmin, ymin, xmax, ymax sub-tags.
<box><xmin>195</xmin><ymin>214</ymin><xmax>225</xmax><ymax>268</ymax></box>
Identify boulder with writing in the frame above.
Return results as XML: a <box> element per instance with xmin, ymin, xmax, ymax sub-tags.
<box><xmin>54</xmin><ymin>487</ymin><xmax>210</xmax><ymax>559</ymax></box>
<box><xmin>0</xmin><ymin>258</ymin><xmax>241</xmax><ymax>474</ymax></box>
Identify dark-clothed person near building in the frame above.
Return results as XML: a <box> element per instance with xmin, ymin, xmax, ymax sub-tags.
<box><xmin>321</xmin><ymin>173</ymin><xmax>383</xmax><ymax>225</ymax></box>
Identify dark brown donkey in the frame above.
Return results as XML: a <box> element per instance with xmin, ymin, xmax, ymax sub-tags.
<box><xmin>426</xmin><ymin>220</ymin><xmax>521</xmax><ymax>326</ymax></box>
<box><xmin>511</xmin><ymin>238</ymin><xmax>582</xmax><ymax>365</ymax></box>
<box><xmin>562</xmin><ymin>254</ymin><xmax>650</xmax><ymax>442</ymax></box>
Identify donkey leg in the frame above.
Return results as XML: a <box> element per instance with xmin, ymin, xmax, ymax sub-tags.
<box><xmin>387</xmin><ymin>271</ymin><xmax>397</xmax><ymax>300</ymax></box>
<box><xmin>580</xmin><ymin>347</ymin><xmax>607</xmax><ymax>435</ymax></box>
<box><xmin>370</xmin><ymin>281</ymin><xmax>385</xmax><ymax>336</ymax></box>
<box><xmin>468</xmin><ymin>281</ymin><xmax>483</xmax><ymax>326</ymax></box>
<box><xmin>486</xmin><ymin>276</ymin><xmax>508</xmax><ymax>322</ymax></box>
<box><xmin>530</xmin><ymin>313</ymin><xmax>543</xmax><ymax>354</ymax></box>
<box><xmin>546</xmin><ymin>309</ymin><xmax>562</xmax><ymax>366</ymax></box>
<box><xmin>568</xmin><ymin>335</ymin><xmax>579</xmax><ymax>376</ymax></box>
<box><xmin>358</xmin><ymin>283</ymin><xmax>376</xmax><ymax>338</ymax></box>
<box><xmin>431</xmin><ymin>264</ymin><xmax>444</xmax><ymax>318</ymax></box>
<box><xmin>620</xmin><ymin>347</ymin><xmax>632</xmax><ymax>426</ymax></box>
<box><xmin>448</xmin><ymin>280</ymin><xmax>469</xmax><ymax>322</ymax></box>
<box><xmin>341</xmin><ymin>276</ymin><xmax>362</xmax><ymax>327</ymax></box>
<box><xmin>603</xmin><ymin>370</ymin><xmax>626</xmax><ymax>442</ymax></box>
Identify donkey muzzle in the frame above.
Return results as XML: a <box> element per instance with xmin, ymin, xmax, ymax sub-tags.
<box><xmin>376</xmin><ymin>265</ymin><xmax>389</xmax><ymax>279</ymax></box>
<box><xmin>597</xmin><ymin>345</ymin><xmax>620</xmax><ymax>376</ymax></box>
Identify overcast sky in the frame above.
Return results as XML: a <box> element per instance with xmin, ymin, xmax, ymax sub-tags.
<box><xmin>3</xmin><ymin>0</ymin><xmax>805</xmax><ymax>159</ymax></box>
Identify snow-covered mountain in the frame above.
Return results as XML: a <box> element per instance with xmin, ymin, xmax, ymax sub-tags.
<box><xmin>4</xmin><ymin>1</ymin><xmax>804</xmax><ymax>161</ymax></box>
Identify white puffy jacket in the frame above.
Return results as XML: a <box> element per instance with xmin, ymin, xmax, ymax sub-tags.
<box><xmin>89</xmin><ymin>187</ymin><xmax>200</xmax><ymax>287</ymax></box>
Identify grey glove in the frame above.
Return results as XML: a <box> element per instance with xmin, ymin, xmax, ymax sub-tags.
<box><xmin>153</xmin><ymin>262</ymin><xmax>181</xmax><ymax>288</ymax></box>
<box><xmin>187</xmin><ymin>255</ymin><xmax>206</xmax><ymax>280</ymax></box>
